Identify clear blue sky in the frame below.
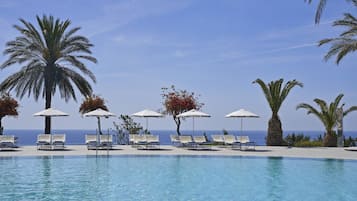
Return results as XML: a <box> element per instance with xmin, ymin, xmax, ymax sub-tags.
<box><xmin>0</xmin><ymin>0</ymin><xmax>356</xmax><ymax>132</ymax></box>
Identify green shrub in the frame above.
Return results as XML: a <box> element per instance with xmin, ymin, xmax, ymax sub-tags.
<box><xmin>284</xmin><ymin>133</ymin><xmax>323</xmax><ymax>147</ymax></box>
<box><xmin>295</xmin><ymin>141</ymin><xmax>323</xmax><ymax>147</ymax></box>
<box><xmin>344</xmin><ymin>136</ymin><xmax>357</xmax><ymax>147</ymax></box>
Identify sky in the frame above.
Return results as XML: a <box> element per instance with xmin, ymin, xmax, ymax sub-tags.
<box><xmin>0</xmin><ymin>0</ymin><xmax>357</xmax><ymax>132</ymax></box>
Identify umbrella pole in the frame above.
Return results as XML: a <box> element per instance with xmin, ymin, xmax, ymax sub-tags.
<box><xmin>240</xmin><ymin>118</ymin><xmax>243</xmax><ymax>135</ymax></box>
<box><xmin>193</xmin><ymin>117</ymin><xmax>195</xmax><ymax>135</ymax></box>
<box><xmin>146</xmin><ymin>118</ymin><xmax>148</xmax><ymax>133</ymax></box>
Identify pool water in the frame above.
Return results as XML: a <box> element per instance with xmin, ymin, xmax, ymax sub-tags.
<box><xmin>0</xmin><ymin>156</ymin><xmax>356</xmax><ymax>201</ymax></box>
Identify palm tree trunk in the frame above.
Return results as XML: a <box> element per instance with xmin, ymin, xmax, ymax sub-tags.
<box><xmin>267</xmin><ymin>113</ymin><xmax>283</xmax><ymax>146</ymax></box>
<box><xmin>44</xmin><ymin>87</ymin><xmax>52</xmax><ymax>134</ymax></box>
<box><xmin>323</xmin><ymin>130</ymin><xmax>337</xmax><ymax>147</ymax></box>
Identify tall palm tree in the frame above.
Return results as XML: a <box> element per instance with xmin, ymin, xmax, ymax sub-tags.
<box><xmin>319</xmin><ymin>1</ymin><xmax>357</xmax><ymax>64</ymax></box>
<box><xmin>0</xmin><ymin>15</ymin><xmax>97</xmax><ymax>134</ymax></box>
<box><xmin>296</xmin><ymin>94</ymin><xmax>357</xmax><ymax>146</ymax></box>
<box><xmin>253</xmin><ymin>79</ymin><xmax>303</xmax><ymax>146</ymax></box>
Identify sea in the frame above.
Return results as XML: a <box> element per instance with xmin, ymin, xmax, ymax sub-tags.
<box><xmin>3</xmin><ymin>129</ymin><xmax>357</xmax><ymax>146</ymax></box>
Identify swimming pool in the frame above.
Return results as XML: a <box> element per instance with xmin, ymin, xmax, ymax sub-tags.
<box><xmin>0</xmin><ymin>156</ymin><xmax>356</xmax><ymax>201</ymax></box>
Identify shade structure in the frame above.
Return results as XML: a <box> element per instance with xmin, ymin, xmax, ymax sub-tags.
<box><xmin>34</xmin><ymin>108</ymin><xmax>69</xmax><ymax>134</ymax></box>
<box><xmin>225</xmin><ymin>109</ymin><xmax>259</xmax><ymax>134</ymax></box>
<box><xmin>131</xmin><ymin>109</ymin><xmax>163</xmax><ymax>131</ymax></box>
<box><xmin>83</xmin><ymin>108</ymin><xmax>116</xmax><ymax>134</ymax></box>
<box><xmin>33</xmin><ymin>108</ymin><xmax>69</xmax><ymax>117</ymax></box>
<box><xmin>177</xmin><ymin>109</ymin><xmax>210</xmax><ymax>135</ymax></box>
<box><xmin>83</xmin><ymin>108</ymin><xmax>116</xmax><ymax>155</ymax></box>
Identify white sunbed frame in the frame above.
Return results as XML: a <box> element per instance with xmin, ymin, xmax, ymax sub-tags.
<box><xmin>0</xmin><ymin>135</ymin><xmax>18</xmax><ymax>150</ymax></box>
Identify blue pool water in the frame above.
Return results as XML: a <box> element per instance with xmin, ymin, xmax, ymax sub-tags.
<box><xmin>0</xmin><ymin>156</ymin><xmax>356</xmax><ymax>201</ymax></box>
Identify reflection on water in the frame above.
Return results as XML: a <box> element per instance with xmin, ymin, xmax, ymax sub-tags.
<box><xmin>266</xmin><ymin>157</ymin><xmax>284</xmax><ymax>201</ymax></box>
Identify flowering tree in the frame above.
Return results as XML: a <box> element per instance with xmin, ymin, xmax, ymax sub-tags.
<box><xmin>0</xmin><ymin>93</ymin><xmax>19</xmax><ymax>135</ymax></box>
<box><xmin>79</xmin><ymin>94</ymin><xmax>108</xmax><ymax>134</ymax></box>
<box><xmin>79</xmin><ymin>94</ymin><xmax>108</xmax><ymax>114</ymax></box>
<box><xmin>161</xmin><ymin>85</ymin><xmax>203</xmax><ymax>135</ymax></box>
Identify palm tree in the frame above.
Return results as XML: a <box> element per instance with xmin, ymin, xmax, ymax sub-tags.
<box><xmin>305</xmin><ymin>0</ymin><xmax>352</xmax><ymax>24</ymax></box>
<box><xmin>0</xmin><ymin>15</ymin><xmax>97</xmax><ymax>134</ymax></box>
<box><xmin>319</xmin><ymin>2</ymin><xmax>357</xmax><ymax>64</ymax></box>
<box><xmin>296</xmin><ymin>94</ymin><xmax>357</xmax><ymax>146</ymax></box>
<box><xmin>253</xmin><ymin>78</ymin><xmax>303</xmax><ymax>146</ymax></box>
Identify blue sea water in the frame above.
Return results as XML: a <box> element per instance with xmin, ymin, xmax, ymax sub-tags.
<box><xmin>3</xmin><ymin>129</ymin><xmax>357</xmax><ymax>146</ymax></box>
<box><xmin>0</xmin><ymin>155</ymin><xmax>356</xmax><ymax>201</ymax></box>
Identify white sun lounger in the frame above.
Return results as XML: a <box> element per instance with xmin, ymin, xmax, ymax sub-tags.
<box><xmin>52</xmin><ymin>134</ymin><xmax>66</xmax><ymax>150</ymax></box>
<box><xmin>211</xmin><ymin>135</ymin><xmax>224</xmax><ymax>145</ymax></box>
<box><xmin>145</xmin><ymin>135</ymin><xmax>160</xmax><ymax>149</ymax></box>
<box><xmin>223</xmin><ymin>135</ymin><xmax>240</xmax><ymax>149</ymax></box>
<box><xmin>99</xmin><ymin>134</ymin><xmax>113</xmax><ymax>149</ymax></box>
<box><xmin>129</xmin><ymin>134</ymin><xmax>137</xmax><ymax>145</ymax></box>
<box><xmin>237</xmin><ymin>136</ymin><xmax>255</xmax><ymax>150</ymax></box>
<box><xmin>170</xmin><ymin>134</ymin><xmax>180</xmax><ymax>146</ymax></box>
<box><xmin>179</xmin><ymin>135</ymin><xmax>195</xmax><ymax>147</ymax></box>
<box><xmin>193</xmin><ymin>136</ymin><xmax>211</xmax><ymax>150</ymax></box>
<box><xmin>37</xmin><ymin>134</ymin><xmax>52</xmax><ymax>150</ymax></box>
<box><xmin>0</xmin><ymin>135</ymin><xmax>18</xmax><ymax>150</ymax></box>
<box><xmin>85</xmin><ymin>134</ymin><xmax>98</xmax><ymax>150</ymax></box>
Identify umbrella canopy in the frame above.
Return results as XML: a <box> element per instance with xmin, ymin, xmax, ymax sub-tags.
<box><xmin>177</xmin><ymin>109</ymin><xmax>211</xmax><ymax>118</ymax></box>
<box><xmin>34</xmin><ymin>108</ymin><xmax>69</xmax><ymax>137</ymax></box>
<box><xmin>33</xmin><ymin>108</ymin><xmax>69</xmax><ymax>117</ymax></box>
<box><xmin>131</xmin><ymin>109</ymin><xmax>163</xmax><ymax>131</ymax></box>
<box><xmin>83</xmin><ymin>108</ymin><xmax>116</xmax><ymax>134</ymax></box>
<box><xmin>225</xmin><ymin>109</ymin><xmax>259</xmax><ymax>134</ymax></box>
<box><xmin>177</xmin><ymin>109</ymin><xmax>210</xmax><ymax>135</ymax></box>
<box><xmin>83</xmin><ymin>108</ymin><xmax>116</xmax><ymax>117</ymax></box>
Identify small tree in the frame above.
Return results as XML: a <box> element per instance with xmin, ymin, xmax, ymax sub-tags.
<box><xmin>253</xmin><ymin>78</ymin><xmax>303</xmax><ymax>146</ymax></box>
<box><xmin>161</xmin><ymin>85</ymin><xmax>203</xmax><ymax>135</ymax></box>
<box><xmin>296</xmin><ymin>94</ymin><xmax>357</xmax><ymax>147</ymax></box>
<box><xmin>79</xmin><ymin>94</ymin><xmax>108</xmax><ymax>114</ymax></box>
<box><xmin>79</xmin><ymin>94</ymin><xmax>108</xmax><ymax>134</ymax></box>
<box><xmin>113</xmin><ymin>115</ymin><xmax>143</xmax><ymax>144</ymax></box>
<box><xmin>0</xmin><ymin>93</ymin><xmax>19</xmax><ymax>135</ymax></box>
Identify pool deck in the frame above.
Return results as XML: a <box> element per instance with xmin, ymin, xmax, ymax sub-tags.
<box><xmin>0</xmin><ymin>145</ymin><xmax>357</xmax><ymax>160</ymax></box>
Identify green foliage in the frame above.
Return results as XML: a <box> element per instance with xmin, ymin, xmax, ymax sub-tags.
<box><xmin>344</xmin><ymin>136</ymin><xmax>357</xmax><ymax>147</ymax></box>
<box><xmin>113</xmin><ymin>115</ymin><xmax>143</xmax><ymax>144</ymax></box>
<box><xmin>294</xmin><ymin>140</ymin><xmax>323</xmax><ymax>147</ymax></box>
<box><xmin>0</xmin><ymin>15</ymin><xmax>97</xmax><ymax>134</ymax></box>
<box><xmin>253</xmin><ymin>78</ymin><xmax>303</xmax><ymax>146</ymax></box>
<box><xmin>297</xmin><ymin>94</ymin><xmax>357</xmax><ymax>146</ymax></box>
<box><xmin>284</xmin><ymin>133</ymin><xmax>323</xmax><ymax>147</ymax></box>
<box><xmin>222</xmin><ymin>129</ymin><xmax>229</xmax><ymax>135</ymax></box>
<box><xmin>318</xmin><ymin>0</ymin><xmax>357</xmax><ymax>64</ymax></box>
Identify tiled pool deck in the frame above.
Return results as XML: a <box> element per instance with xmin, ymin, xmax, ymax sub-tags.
<box><xmin>0</xmin><ymin>145</ymin><xmax>356</xmax><ymax>160</ymax></box>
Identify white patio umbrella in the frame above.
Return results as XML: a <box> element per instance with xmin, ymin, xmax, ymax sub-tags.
<box><xmin>83</xmin><ymin>108</ymin><xmax>116</xmax><ymax>155</ymax></box>
<box><xmin>225</xmin><ymin>109</ymin><xmax>259</xmax><ymax>134</ymax></box>
<box><xmin>34</xmin><ymin>108</ymin><xmax>69</xmax><ymax>117</ymax></box>
<box><xmin>83</xmin><ymin>108</ymin><xmax>116</xmax><ymax>134</ymax></box>
<box><xmin>131</xmin><ymin>109</ymin><xmax>164</xmax><ymax>131</ymax></box>
<box><xmin>33</xmin><ymin>108</ymin><xmax>69</xmax><ymax>133</ymax></box>
<box><xmin>34</xmin><ymin>108</ymin><xmax>69</xmax><ymax>145</ymax></box>
<box><xmin>177</xmin><ymin>109</ymin><xmax>210</xmax><ymax>135</ymax></box>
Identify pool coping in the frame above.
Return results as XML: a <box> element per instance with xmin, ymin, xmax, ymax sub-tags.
<box><xmin>0</xmin><ymin>145</ymin><xmax>356</xmax><ymax>160</ymax></box>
